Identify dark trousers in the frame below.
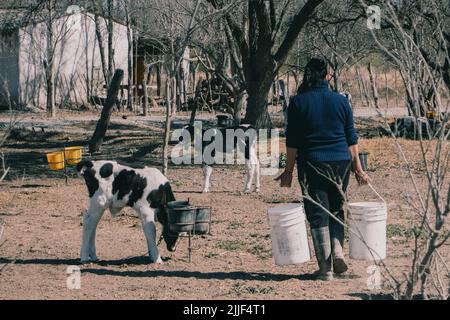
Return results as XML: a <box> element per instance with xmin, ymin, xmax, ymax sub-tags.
<box><xmin>298</xmin><ymin>161</ymin><xmax>351</xmax><ymax>231</ymax></box>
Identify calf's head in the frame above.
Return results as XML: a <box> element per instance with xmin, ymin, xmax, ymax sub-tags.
<box><xmin>76</xmin><ymin>160</ymin><xmax>99</xmax><ymax>197</ymax></box>
<box><xmin>148</xmin><ymin>182</ymin><xmax>180</xmax><ymax>252</ymax></box>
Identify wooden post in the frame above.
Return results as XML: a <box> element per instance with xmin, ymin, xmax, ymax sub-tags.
<box><xmin>89</xmin><ymin>69</ymin><xmax>124</xmax><ymax>155</ymax></box>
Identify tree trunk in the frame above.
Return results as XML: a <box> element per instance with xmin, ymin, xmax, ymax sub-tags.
<box><xmin>356</xmin><ymin>66</ymin><xmax>371</xmax><ymax>108</ymax></box>
<box><xmin>171</xmin><ymin>73</ymin><xmax>177</xmax><ymax>116</ymax></box>
<box><xmin>279</xmin><ymin>79</ymin><xmax>290</xmax><ymax>109</ymax></box>
<box><xmin>205</xmin><ymin>0</ymin><xmax>324</xmax><ymax>128</ymax></box>
<box><xmin>333</xmin><ymin>71</ymin><xmax>340</xmax><ymax>93</ymax></box>
<box><xmin>191</xmin><ymin>62</ymin><xmax>199</xmax><ymax>94</ymax></box>
<box><xmin>143</xmin><ymin>80</ymin><xmax>149</xmax><ymax>116</ymax></box>
<box><xmin>84</xmin><ymin>15</ymin><xmax>91</xmax><ymax>102</ymax></box>
<box><xmin>175</xmin><ymin>70</ymin><xmax>182</xmax><ymax>111</ymax></box>
<box><xmin>279</xmin><ymin>79</ymin><xmax>290</xmax><ymax>131</ymax></box>
<box><xmin>146</xmin><ymin>65</ymin><xmax>154</xmax><ymax>85</ymax></box>
<box><xmin>162</xmin><ymin>73</ymin><xmax>173</xmax><ymax>175</ymax></box>
<box><xmin>189</xmin><ymin>98</ymin><xmax>198</xmax><ymax>126</ymax></box>
<box><xmin>107</xmin><ymin>0</ymin><xmax>114</xmax><ymax>83</ymax></box>
<box><xmin>243</xmin><ymin>80</ymin><xmax>273</xmax><ymax>128</ymax></box>
<box><xmin>89</xmin><ymin>69</ymin><xmax>124</xmax><ymax>154</ymax></box>
<box><xmin>94</xmin><ymin>14</ymin><xmax>108</xmax><ymax>86</ymax></box>
<box><xmin>46</xmin><ymin>0</ymin><xmax>55</xmax><ymax>118</ymax></box>
<box><xmin>182</xmin><ymin>75</ymin><xmax>188</xmax><ymax>109</ymax></box>
<box><xmin>156</xmin><ymin>63</ymin><xmax>162</xmax><ymax>97</ymax></box>
<box><xmin>181</xmin><ymin>47</ymin><xmax>190</xmax><ymax>107</ymax></box>
<box><xmin>272</xmin><ymin>79</ymin><xmax>278</xmax><ymax>102</ymax></box>
<box><xmin>126</xmin><ymin>13</ymin><xmax>133</xmax><ymax>111</ymax></box>
<box><xmin>291</xmin><ymin>70</ymin><xmax>299</xmax><ymax>89</ymax></box>
<box><xmin>368</xmin><ymin>63</ymin><xmax>380</xmax><ymax>109</ymax></box>
<box><xmin>46</xmin><ymin>68</ymin><xmax>55</xmax><ymax>118</ymax></box>
<box><xmin>233</xmin><ymin>90</ymin><xmax>246</xmax><ymax>125</ymax></box>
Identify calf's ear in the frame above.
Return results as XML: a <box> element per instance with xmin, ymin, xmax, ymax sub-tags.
<box><xmin>99</xmin><ymin>163</ymin><xmax>114</xmax><ymax>178</ymax></box>
<box><xmin>76</xmin><ymin>160</ymin><xmax>94</xmax><ymax>173</ymax></box>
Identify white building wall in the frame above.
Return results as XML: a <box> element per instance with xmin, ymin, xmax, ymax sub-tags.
<box><xmin>0</xmin><ymin>30</ymin><xmax>20</xmax><ymax>108</ymax></box>
<box><xmin>17</xmin><ymin>12</ymin><xmax>130</xmax><ymax>108</ymax></box>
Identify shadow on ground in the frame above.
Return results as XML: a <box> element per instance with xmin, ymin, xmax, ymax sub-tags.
<box><xmin>346</xmin><ymin>292</ymin><xmax>395</xmax><ymax>300</ymax></box>
<box><xmin>1</xmin><ymin>256</ymin><xmax>308</xmax><ymax>282</ymax></box>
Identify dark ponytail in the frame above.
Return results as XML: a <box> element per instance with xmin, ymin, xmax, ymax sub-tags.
<box><xmin>298</xmin><ymin>57</ymin><xmax>328</xmax><ymax>93</ymax></box>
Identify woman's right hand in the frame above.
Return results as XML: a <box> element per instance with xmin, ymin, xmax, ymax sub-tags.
<box><xmin>355</xmin><ymin>170</ymin><xmax>371</xmax><ymax>186</ymax></box>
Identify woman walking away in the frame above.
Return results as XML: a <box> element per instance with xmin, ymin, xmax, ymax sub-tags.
<box><xmin>276</xmin><ymin>57</ymin><xmax>370</xmax><ymax>281</ymax></box>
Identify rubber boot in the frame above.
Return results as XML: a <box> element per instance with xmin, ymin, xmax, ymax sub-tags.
<box><xmin>330</xmin><ymin>220</ymin><xmax>348</xmax><ymax>274</ymax></box>
<box><xmin>311</xmin><ymin>227</ymin><xmax>333</xmax><ymax>281</ymax></box>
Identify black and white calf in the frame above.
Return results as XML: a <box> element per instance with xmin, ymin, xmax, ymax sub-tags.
<box><xmin>76</xmin><ymin>160</ymin><xmax>179</xmax><ymax>264</ymax></box>
<box><xmin>178</xmin><ymin>124</ymin><xmax>260</xmax><ymax>193</ymax></box>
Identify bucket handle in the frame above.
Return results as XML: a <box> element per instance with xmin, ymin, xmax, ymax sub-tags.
<box><xmin>367</xmin><ymin>183</ymin><xmax>386</xmax><ymax>206</ymax></box>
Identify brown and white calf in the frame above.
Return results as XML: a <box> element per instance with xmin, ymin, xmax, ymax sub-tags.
<box><xmin>76</xmin><ymin>160</ymin><xmax>179</xmax><ymax>263</ymax></box>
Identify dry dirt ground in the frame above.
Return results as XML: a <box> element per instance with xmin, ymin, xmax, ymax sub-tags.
<box><xmin>0</xmin><ymin>112</ymin><xmax>448</xmax><ymax>300</ymax></box>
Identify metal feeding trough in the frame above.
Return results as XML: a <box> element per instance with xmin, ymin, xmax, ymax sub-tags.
<box><xmin>167</xmin><ymin>202</ymin><xmax>197</xmax><ymax>233</ymax></box>
<box><xmin>167</xmin><ymin>200</ymin><xmax>212</xmax><ymax>262</ymax></box>
<box><xmin>194</xmin><ymin>207</ymin><xmax>211</xmax><ymax>234</ymax></box>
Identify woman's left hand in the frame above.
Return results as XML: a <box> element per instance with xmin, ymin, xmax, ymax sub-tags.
<box><xmin>275</xmin><ymin>170</ymin><xmax>294</xmax><ymax>188</ymax></box>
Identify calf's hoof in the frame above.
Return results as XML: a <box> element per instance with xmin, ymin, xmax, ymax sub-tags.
<box><xmin>151</xmin><ymin>257</ymin><xmax>163</xmax><ymax>264</ymax></box>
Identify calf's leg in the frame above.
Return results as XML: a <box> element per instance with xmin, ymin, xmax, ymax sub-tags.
<box><xmin>255</xmin><ymin>159</ymin><xmax>261</xmax><ymax>193</ymax></box>
<box><xmin>203</xmin><ymin>164</ymin><xmax>213</xmax><ymax>193</ymax></box>
<box><xmin>81</xmin><ymin>201</ymin><xmax>106</xmax><ymax>263</ymax></box>
<box><xmin>244</xmin><ymin>160</ymin><xmax>256</xmax><ymax>193</ymax></box>
<box><xmin>137</xmin><ymin>207</ymin><xmax>163</xmax><ymax>264</ymax></box>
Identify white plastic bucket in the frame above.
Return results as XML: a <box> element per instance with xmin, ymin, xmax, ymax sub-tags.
<box><xmin>267</xmin><ymin>203</ymin><xmax>311</xmax><ymax>266</ymax></box>
<box><xmin>267</xmin><ymin>203</ymin><xmax>304</xmax><ymax>224</ymax></box>
<box><xmin>349</xmin><ymin>185</ymin><xmax>387</xmax><ymax>261</ymax></box>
